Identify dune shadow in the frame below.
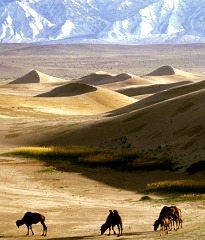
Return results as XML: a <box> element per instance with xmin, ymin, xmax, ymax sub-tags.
<box><xmin>41</xmin><ymin>159</ymin><xmax>196</xmax><ymax>193</ymax></box>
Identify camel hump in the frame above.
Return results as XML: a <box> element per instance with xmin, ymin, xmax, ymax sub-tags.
<box><xmin>113</xmin><ymin>210</ymin><xmax>119</xmax><ymax>215</ymax></box>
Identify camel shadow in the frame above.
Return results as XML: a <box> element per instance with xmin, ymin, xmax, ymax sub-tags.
<box><xmin>47</xmin><ymin>234</ymin><xmax>101</xmax><ymax>240</ymax></box>
<box><xmin>47</xmin><ymin>231</ymin><xmax>155</xmax><ymax>240</ymax></box>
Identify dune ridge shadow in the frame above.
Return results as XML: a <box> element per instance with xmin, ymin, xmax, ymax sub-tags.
<box><xmin>41</xmin><ymin>159</ymin><xmax>198</xmax><ymax>194</ymax></box>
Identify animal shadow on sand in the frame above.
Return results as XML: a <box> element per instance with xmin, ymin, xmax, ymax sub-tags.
<box><xmin>45</xmin><ymin>231</ymin><xmax>154</xmax><ymax>240</ymax></box>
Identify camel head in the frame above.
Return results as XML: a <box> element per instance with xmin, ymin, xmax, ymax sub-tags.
<box><xmin>100</xmin><ymin>223</ymin><xmax>108</xmax><ymax>235</ymax></box>
<box><xmin>16</xmin><ymin>220</ymin><xmax>21</xmax><ymax>228</ymax></box>
<box><xmin>153</xmin><ymin>219</ymin><xmax>160</xmax><ymax>231</ymax></box>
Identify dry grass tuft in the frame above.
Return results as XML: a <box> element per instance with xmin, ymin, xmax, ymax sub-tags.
<box><xmin>144</xmin><ymin>180</ymin><xmax>205</xmax><ymax>194</ymax></box>
<box><xmin>3</xmin><ymin>145</ymin><xmax>174</xmax><ymax>171</ymax></box>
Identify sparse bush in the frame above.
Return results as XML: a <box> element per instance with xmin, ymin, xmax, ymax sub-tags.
<box><xmin>3</xmin><ymin>144</ymin><xmax>174</xmax><ymax>171</ymax></box>
<box><xmin>143</xmin><ymin>180</ymin><xmax>205</xmax><ymax>194</ymax></box>
<box><xmin>4</xmin><ymin>146</ymin><xmax>94</xmax><ymax>161</ymax></box>
<box><xmin>127</xmin><ymin>158</ymin><xmax>173</xmax><ymax>171</ymax></box>
<box><xmin>139</xmin><ymin>195</ymin><xmax>152</xmax><ymax>201</ymax></box>
<box><xmin>38</xmin><ymin>166</ymin><xmax>60</xmax><ymax>173</ymax></box>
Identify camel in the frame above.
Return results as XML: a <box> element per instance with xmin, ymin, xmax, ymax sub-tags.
<box><xmin>154</xmin><ymin>206</ymin><xmax>182</xmax><ymax>232</ymax></box>
<box><xmin>160</xmin><ymin>216</ymin><xmax>173</xmax><ymax>231</ymax></box>
<box><xmin>100</xmin><ymin>210</ymin><xmax>123</xmax><ymax>236</ymax></box>
<box><xmin>16</xmin><ymin>211</ymin><xmax>47</xmax><ymax>236</ymax></box>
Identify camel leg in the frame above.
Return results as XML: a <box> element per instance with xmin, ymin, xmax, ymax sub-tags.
<box><xmin>180</xmin><ymin>219</ymin><xmax>183</xmax><ymax>228</ymax></box>
<box><xmin>120</xmin><ymin>224</ymin><xmax>122</xmax><ymax>236</ymax></box>
<box><xmin>26</xmin><ymin>225</ymin><xmax>29</xmax><ymax>235</ymax></box>
<box><xmin>117</xmin><ymin>225</ymin><xmax>120</xmax><ymax>236</ymax></box>
<box><xmin>108</xmin><ymin>226</ymin><xmax>111</xmax><ymax>236</ymax></box>
<box><xmin>112</xmin><ymin>226</ymin><xmax>116</xmax><ymax>235</ymax></box>
<box><xmin>41</xmin><ymin>223</ymin><xmax>47</xmax><ymax>236</ymax></box>
<box><xmin>30</xmin><ymin>225</ymin><xmax>34</xmax><ymax>235</ymax></box>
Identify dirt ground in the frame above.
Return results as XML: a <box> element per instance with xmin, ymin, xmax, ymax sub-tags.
<box><xmin>0</xmin><ymin>156</ymin><xmax>205</xmax><ymax>240</ymax></box>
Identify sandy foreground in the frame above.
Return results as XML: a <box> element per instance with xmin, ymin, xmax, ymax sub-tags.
<box><xmin>0</xmin><ymin>157</ymin><xmax>205</xmax><ymax>240</ymax></box>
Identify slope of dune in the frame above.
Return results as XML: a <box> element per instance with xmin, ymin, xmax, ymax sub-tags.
<box><xmin>115</xmin><ymin>81</ymin><xmax>192</xmax><ymax>97</ymax></box>
<box><xmin>9</xmin><ymin>70</ymin><xmax>66</xmax><ymax>84</ymax></box>
<box><xmin>109</xmin><ymin>78</ymin><xmax>205</xmax><ymax>116</ymax></box>
<box><xmin>35</xmin><ymin>81</ymin><xmax>137</xmax><ymax>114</ymax></box>
<box><xmin>36</xmin><ymin>82</ymin><xmax>97</xmax><ymax>97</ymax></box>
<box><xmin>35</xmin><ymin>88</ymin><xmax>205</xmax><ymax>165</ymax></box>
<box><xmin>141</xmin><ymin>78</ymin><xmax>205</xmax><ymax>106</ymax></box>
<box><xmin>100</xmin><ymin>74</ymin><xmax>154</xmax><ymax>90</ymax></box>
<box><xmin>0</xmin><ymin>81</ymin><xmax>137</xmax><ymax>118</ymax></box>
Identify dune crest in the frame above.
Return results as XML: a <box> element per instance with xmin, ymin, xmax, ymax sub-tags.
<box><xmin>78</xmin><ymin>71</ymin><xmax>136</xmax><ymax>85</ymax></box>
<box><xmin>9</xmin><ymin>70</ymin><xmax>65</xmax><ymax>84</ymax></box>
<box><xmin>78</xmin><ymin>72</ymin><xmax>114</xmax><ymax>85</ymax></box>
<box><xmin>144</xmin><ymin>65</ymin><xmax>176</xmax><ymax>76</ymax></box>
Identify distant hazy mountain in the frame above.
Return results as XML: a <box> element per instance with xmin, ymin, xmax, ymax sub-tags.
<box><xmin>0</xmin><ymin>0</ymin><xmax>205</xmax><ymax>44</ymax></box>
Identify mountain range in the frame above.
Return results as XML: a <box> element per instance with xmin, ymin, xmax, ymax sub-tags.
<box><xmin>0</xmin><ymin>0</ymin><xmax>205</xmax><ymax>44</ymax></box>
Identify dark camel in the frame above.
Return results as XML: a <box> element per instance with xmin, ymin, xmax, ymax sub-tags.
<box><xmin>100</xmin><ymin>210</ymin><xmax>123</xmax><ymax>236</ymax></box>
<box><xmin>16</xmin><ymin>211</ymin><xmax>47</xmax><ymax>236</ymax></box>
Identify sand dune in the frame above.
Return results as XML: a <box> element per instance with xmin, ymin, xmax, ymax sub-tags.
<box><xmin>144</xmin><ymin>65</ymin><xmax>200</xmax><ymax>78</ymax></box>
<box><xmin>78</xmin><ymin>71</ymin><xmax>151</xmax><ymax>88</ymax></box>
<box><xmin>0</xmin><ymin>58</ymin><xmax>205</xmax><ymax>166</ymax></box>
<box><xmin>0</xmin><ymin>81</ymin><xmax>136</xmax><ymax>118</ymax></box>
<box><xmin>78</xmin><ymin>71</ymin><xmax>114</xmax><ymax>84</ymax></box>
<box><xmin>109</xmin><ymin>78</ymin><xmax>205</xmax><ymax>116</ymax></box>
<box><xmin>36</xmin><ymin>88</ymin><xmax>205</xmax><ymax>166</ymax></box>
<box><xmin>144</xmin><ymin>65</ymin><xmax>176</xmax><ymax>76</ymax></box>
<box><xmin>131</xmin><ymin>78</ymin><xmax>205</xmax><ymax>111</ymax></box>
<box><xmin>36</xmin><ymin>82</ymin><xmax>97</xmax><ymax>97</ymax></box>
<box><xmin>78</xmin><ymin>71</ymin><xmax>134</xmax><ymax>85</ymax></box>
<box><xmin>116</xmin><ymin>81</ymin><xmax>192</xmax><ymax>97</ymax></box>
<box><xmin>142</xmin><ymin>65</ymin><xmax>203</xmax><ymax>84</ymax></box>
<box><xmin>100</xmin><ymin>74</ymin><xmax>154</xmax><ymax>90</ymax></box>
<box><xmin>9</xmin><ymin>70</ymin><xmax>66</xmax><ymax>84</ymax></box>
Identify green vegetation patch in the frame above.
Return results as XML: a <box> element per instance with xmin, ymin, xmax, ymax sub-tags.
<box><xmin>143</xmin><ymin>180</ymin><xmax>205</xmax><ymax>194</ymax></box>
<box><xmin>37</xmin><ymin>166</ymin><xmax>60</xmax><ymax>173</ymax></box>
<box><xmin>4</xmin><ymin>146</ymin><xmax>92</xmax><ymax>161</ymax></box>
<box><xmin>3</xmin><ymin>144</ymin><xmax>174</xmax><ymax>171</ymax></box>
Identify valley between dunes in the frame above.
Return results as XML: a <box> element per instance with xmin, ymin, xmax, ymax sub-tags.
<box><xmin>0</xmin><ymin>43</ymin><xmax>205</xmax><ymax>239</ymax></box>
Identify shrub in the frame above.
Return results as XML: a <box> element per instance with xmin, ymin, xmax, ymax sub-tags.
<box><xmin>186</xmin><ymin>161</ymin><xmax>205</xmax><ymax>174</ymax></box>
<box><xmin>139</xmin><ymin>195</ymin><xmax>152</xmax><ymax>201</ymax></box>
<box><xmin>3</xmin><ymin>145</ymin><xmax>174</xmax><ymax>171</ymax></box>
<box><xmin>144</xmin><ymin>180</ymin><xmax>205</xmax><ymax>194</ymax></box>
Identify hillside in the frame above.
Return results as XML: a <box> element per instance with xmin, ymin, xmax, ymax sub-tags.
<box><xmin>36</xmin><ymin>88</ymin><xmax>205</xmax><ymax>168</ymax></box>
<box><xmin>1</xmin><ymin>0</ymin><xmax>205</xmax><ymax>44</ymax></box>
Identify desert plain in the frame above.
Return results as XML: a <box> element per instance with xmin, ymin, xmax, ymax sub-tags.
<box><xmin>0</xmin><ymin>43</ymin><xmax>205</xmax><ymax>239</ymax></box>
